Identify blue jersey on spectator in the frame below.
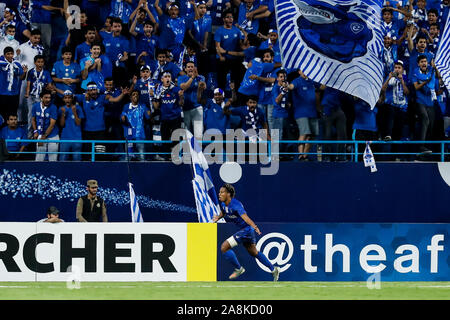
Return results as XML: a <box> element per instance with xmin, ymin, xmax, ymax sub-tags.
<box><xmin>177</xmin><ymin>74</ymin><xmax>205</xmax><ymax>111</ymax></box>
<box><xmin>204</xmin><ymin>99</ymin><xmax>229</xmax><ymax>134</ymax></box>
<box><xmin>192</xmin><ymin>15</ymin><xmax>212</xmax><ymax>44</ymax></box>
<box><xmin>158</xmin><ymin>15</ymin><xmax>186</xmax><ymax>50</ymax></box>
<box><xmin>384</xmin><ymin>75</ymin><xmax>409</xmax><ymax>110</ymax></box>
<box><xmin>214</xmin><ymin>25</ymin><xmax>244</xmax><ymax>59</ymax></box>
<box><xmin>51</xmin><ymin>60</ymin><xmax>81</xmax><ymax>96</ymax></box>
<box><xmin>135</xmin><ymin>77</ymin><xmax>157</xmax><ymax>108</ymax></box>
<box><xmin>230</xmin><ymin>106</ymin><xmax>266</xmax><ymax>130</ymax></box>
<box><xmin>150</xmin><ymin>61</ymin><xmax>181</xmax><ymax>83</ymax></box>
<box><xmin>321</xmin><ymin>87</ymin><xmax>345</xmax><ymax>116</ymax></box>
<box><xmin>104</xmin><ymin>87</ymin><xmax>122</xmax><ymax>119</ymax></box>
<box><xmin>353</xmin><ymin>100</ymin><xmax>378</xmax><ymax>132</ymax></box>
<box><xmin>103</xmin><ymin>35</ymin><xmax>130</xmax><ymax>68</ymax></box>
<box><xmin>31</xmin><ymin>0</ymin><xmax>51</xmax><ymax>24</ymax></box>
<box><xmin>58</xmin><ymin>104</ymin><xmax>85</xmax><ymax>140</ymax></box>
<box><xmin>121</xmin><ymin>102</ymin><xmax>150</xmax><ymax>139</ymax></box>
<box><xmin>31</xmin><ymin>102</ymin><xmax>58</xmax><ymax>138</ymax></box>
<box><xmin>291</xmin><ymin>76</ymin><xmax>318</xmax><ymax>119</ymax></box>
<box><xmin>110</xmin><ymin>0</ymin><xmax>133</xmax><ymax>23</ymax></box>
<box><xmin>0</xmin><ymin>125</ymin><xmax>28</xmax><ymax>151</ymax></box>
<box><xmin>27</xmin><ymin>68</ymin><xmax>51</xmax><ymax>98</ymax></box>
<box><xmin>75</xmin><ymin>94</ymin><xmax>107</xmax><ymax>132</ymax></box>
<box><xmin>74</xmin><ymin>42</ymin><xmax>92</xmax><ymax>63</ymax></box>
<box><xmin>258</xmin><ymin>68</ymin><xmax>277</xmax><ymax>105</ymax></box>
<box><xmin>136</xmin><ymin>34</ymin><xmax>159</xmax><ymax>63</ymax></box>
<box><xmin>156</xmin><ymin>85</ymin><xmax>183</xmax><ymax>121</ymax></box>
<box><xmin>412</xmin><ymin>67</ymin><xmax>437</xmax><ymax>107</ymax></box>
<box><xmin>271</xmin><ymin>83</ymin><xmax>289</xmax><ymax>118</ymax></box>
<box><xmin>220</xmin><ymin>198</ymin><xmax>248</xmax><ymax>230</ymax></box>
<box><xmin>238</xmin><ymin>2</ymin><xmax>260</xmax><ymax>34</ymax></box>
<box><xmin>238</xmin><ymin>58</ymin><xmax>275</xmax><ymax>96</ymax></box>
<box><xmin>80</xmin><ymin>56</ymin><xmax>107</xmax><ymax>91</ymax></box>
<box><xmin>208</xmin><ymin>0</ymin><xmax>230</xmax><ymax>26</ymax></box>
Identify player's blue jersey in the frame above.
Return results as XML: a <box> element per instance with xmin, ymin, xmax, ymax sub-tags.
<box><xmin>220</xmin><ymin>198</ymin><xmax>248</xmax><ymax>230</ymax></box>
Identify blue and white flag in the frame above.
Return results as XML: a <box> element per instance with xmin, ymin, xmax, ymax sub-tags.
<box><xmin>435</xmin><ymin>13</ymin><xmax>450</xmax><ymax>92</ymax></box>
<box><xmin>129</xmin><ymin>182</ymin><xmax>144</xmax><ymax>222</ymax></box>
<box><xmin>275</xmin><ymin>0</ymin><xmax>384</xmax><ymax>108</ymax></box>
<box><xmin>363</xmin><ymin>142</ymin><xmax>377</xmax><ymax>173</ymax></box>
<box><xmin>186</xmin><ymin>130</ymin><xmax>223</xmax><ymax>223</ymax></box>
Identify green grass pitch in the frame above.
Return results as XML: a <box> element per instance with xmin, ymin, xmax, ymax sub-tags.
<box><xmin>0</xmin><ymin>282</ymin><xmax>449</xmax><ymax>300</ymax></box>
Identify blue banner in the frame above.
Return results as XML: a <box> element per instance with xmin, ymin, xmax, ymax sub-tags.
<box><xmin>217</xmin><ymin>223</ymin><xmax>450</xmax><ymax>281</ymax></box>
<box><xmin>0</xmin><ymin>162</ymin><xmax>448</xmax><ymax>223</ymax></box>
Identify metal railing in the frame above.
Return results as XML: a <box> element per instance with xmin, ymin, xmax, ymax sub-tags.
<box><xmin>4</xmin><ymin>139</ymin><xmax>450</xmax><ymax>162</ymax></box>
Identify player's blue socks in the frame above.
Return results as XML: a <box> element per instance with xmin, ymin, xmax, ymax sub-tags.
<box><xmin>256</xmin><ymin>252</ymin><xmax>274</xmax><ymax>272</ymax></box>
<box><xmin>223</xmin><ymin>250</ymin><xmax>241</xmax><ymax>270</ymax></box>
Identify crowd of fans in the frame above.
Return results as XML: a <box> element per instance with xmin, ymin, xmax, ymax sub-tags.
<box><xmin>0</xmin><ymin>0</ymin><xmax>449</xmax><ymax>162</ymax></box>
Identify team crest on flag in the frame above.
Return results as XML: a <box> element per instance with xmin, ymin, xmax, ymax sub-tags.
<box><xmin>435</xmin><ymin>13</ymin><xmax>450</xmax><ymax>92</ymax></box>
<box><xmin>275</xmin><ymin>0</ymin><xmax>384</xmax><ymax>108</ymax></box>
<box><xmin>185</xmin><ymin>130</ymin><xmax>223</xmax><ymax>223</ymax></box>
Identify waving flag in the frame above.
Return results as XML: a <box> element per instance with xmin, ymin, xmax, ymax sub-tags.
<box><xmin>435</xmin><ymin>13</ymin><xmax>450</xmax><ymax>91</ymax></box>
<box><xmin>275</xmin><ymin>0</ymin><xmax>384</xmax><ymax>108</ymax></box>
<box><xmin>185</xmin><ymin>130</ymin><xmax>223</xmax><ymax>223</ymax></box>
<box><xmin>129</xmin><ymin>182</ymin><xmax>144</xmax><ymax>222</ymax></box>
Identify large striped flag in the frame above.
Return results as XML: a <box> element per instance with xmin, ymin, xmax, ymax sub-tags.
<box><xmin>435</xmin><ymin>13</ymin><xmax>450</xmax><ymax>91</ymax></box>
<box><xmin>275</xmin><ymin>0</ymin><xmax>384</xmax><ymax>108</ymax></box>
<box><xmin>185</xmin><ymin>130</ymin><xmax>223</xmax><ymax>223</ymax></box>
<box><xmin>129</xmin><ymin>182</ymin><xmax>144</xmax><ymax>222</ymax></box>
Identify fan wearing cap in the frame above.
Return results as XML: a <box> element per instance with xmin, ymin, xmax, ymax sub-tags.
<box><xmin>237</xmin><ymin>0</ymin><xmax>268</xmax><ymax>35</ymax></box>
<box><xmin>204</xmin><ymin>87</ymin><xmax>233</xmax><ymax>134</ymax></box>
<box><xmin>58</xmin><ymin>90</ymin><xmax>85</xmax><ymax>161</ymax></box>
<box><xmin>76</xmin><ymin>179</ymin><xmax>108</xmax><ymax>222</ymax></box>
<box><xmin>154</xmin><ymin>0</ymin><xmax>187</xmax><ymax>67</ymax></box>
<box><xmin>38</xmin><ymin>206</ymin><xmax>65</xmax><ymax>223</ymax></box>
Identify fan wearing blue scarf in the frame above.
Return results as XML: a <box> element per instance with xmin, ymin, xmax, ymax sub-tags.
<box><xmin>0</xmin><ymin>46</ymin><xmax>26</xmax><ymax>121</ymax></box>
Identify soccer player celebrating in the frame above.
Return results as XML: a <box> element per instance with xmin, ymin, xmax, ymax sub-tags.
<box><xmin>213</xmin><ymin>184</ymin><xmax>280</xmax><ymax>281</ymax></box>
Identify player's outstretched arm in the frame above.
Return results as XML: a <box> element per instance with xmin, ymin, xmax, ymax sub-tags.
<box><xmin>240</xmin><ymin>213</ymin><xmax>261</xmax><ymax>235</ymax></box>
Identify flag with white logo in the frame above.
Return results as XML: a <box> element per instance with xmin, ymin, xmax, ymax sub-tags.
<box><xmin>363</xmin><ymin>142</ymin><xmax>377</xmax><ymax>173</ymax></box>
<box><xmin>129</xmin><ymin>182</ymin><xmax>144</xmax><ymax>222</ymax></box>
<box><xmin>275</xmin><ymin>0</ymin><xmax>384</xmax><ymax>108</ymax></box>
<box><xmin>435</xmin><ymin>13</ymin><xmax>450</xmax><ymax>91</ymax></box>
<box><xmin>186</xmin><ymin>130</ymin><xmax>223</xmax><ymax>223</ymax></box>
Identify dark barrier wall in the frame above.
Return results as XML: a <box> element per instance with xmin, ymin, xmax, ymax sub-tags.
<box><xmin>0</xmin><ymin>162</ymin><xmax>449</xmax><ymax>223</ymax></box>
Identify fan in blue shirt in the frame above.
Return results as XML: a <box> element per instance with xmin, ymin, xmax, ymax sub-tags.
<box><xmin>51</xmin><ymin>47</ymin><xmax>81</xmax><ymax>97</ymax></box>
<box><xmin>213</xmin><ymin>183</ymin><xmax>280</xmax><ymax>281</ymax></box>
<box><xmin>204</xmin><ymin>88</ymin><xmax>231</xmax><ymax>134</ymax></box>
<box><xmin>103</xmin><ymin>18</ymin><xmax>130</xmax><ymax>69</ymax></box>
<box><xmin>74</xmin><ymin>26</ymin><xmax>97</xmax><ymax>63</ymax></box>
<box><xmin>226</xmin><ymin>95</ymin><xmax>268</xmax><ymax>132</ymax></box>
<box><xmin>155</xmin><ymin>1</ymin><xmax>187</xmax><ymax>65</ymax></box>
